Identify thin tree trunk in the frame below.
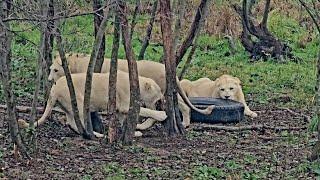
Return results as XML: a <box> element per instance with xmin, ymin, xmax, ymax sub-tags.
<box><xmin>178</xmin><ymin>1</ymin><xmax>209</xmax><ymax>80</ymax></box>
<box><xmin>30</xmin><ymin>0</ymin><xmax>51</xmax><ymax>129</ymax></box>
<box><xmin>175</xmin><ymin>0</ymin><xmax>210</xmax><ymax>65</ymax></box>
<box><xmin>0</xmin><ymin>0</ymin><xmax>29</xmax><ymax>158</ymax></box>
<box><xmin>30</xmin><ymin>29</ymin><xmax>45</xmax><ymax>129</ymax></box>
<box><xmin>108</xmin><ymin>12</ymin><xmax>121</xmax><ymax>144</ymax></box>
<box><xmin>55</xmin><ymin>29</ymin><xmax>87</xmax><ymax>137</ymax></box>
<box><xmin>138</xmin><ymin>0</ymin><xmax>158</xmax><ymax>60</ymax></box>
<box><xmin>83</xmin><ymin>0</ymin><xmax>111</xmax><ymax>139</ymax></box>
<box><xmin>159</xmin><ymin>0</ymin><xmax>184</xmax><ymax>136</ymax></box>
<box><xmin>130</xmin><ymin>0</ymin><xmax>140</xmax><ymax>40</ymax></box>
<box><xmin>119</xmin><ymin>0</ymin><xmax>141</xmax><ymax>145</ymax></box>
<box><xmin>93</xmin><ymin>0</ymin><xmax>106</xmax><ymax>73</ymax></box>
<box><xmin>42</xmin><ymin>0</ymin><xmax>54</xmax><ymax>102</ymax></box>
<box><xmin>172</xmin><ymin>0</ymin><xmax>185</xmax><ymax>49</ymax></box>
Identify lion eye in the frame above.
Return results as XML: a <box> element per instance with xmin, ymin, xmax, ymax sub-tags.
<box><xmin>220</xmin><ymin>88</ymin><xmax>225</xmax><ymax>91</ymax></box>
<box><xmin>54</xmin><ymin>69</ymin><xmax>58</xmax><ymax>72</ymax></box>
<box><xmin>230</xmin><ymin>87</ymin><xmax>234</xmax><ymax>90</ymax></box>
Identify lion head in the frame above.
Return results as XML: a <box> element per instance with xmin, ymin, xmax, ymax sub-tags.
<box><xmin>48</xmin><ymin>55</ymin><xmax>65</xmax><ymax>82</ymax></box>
<box><xmin>213</xmin><ymin>74</ymin><xmax>242</xmax><ymax>101</ymax></box>
<box><xmin>48</xmin><ymin>53</ymin><xmax>88</xmax><ymax>82</ymax></box>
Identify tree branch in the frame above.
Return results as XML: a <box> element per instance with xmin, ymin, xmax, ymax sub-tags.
<box><xmin>175</xmin><ymin>0</ymin><xmax>210</xmax><ymax>65</ymax></box>
<box><xmin>55</xmin><ymin>28</ymin><xmax>86</xmax><ymax>137</ymax></box>
<box><xmin>138</xmin><ymin>0</ymin><xmax>158</xmax><ymax>60</ymax></box>
<box><xmin>83</xmin><ymin>0</ymin><xmax>111</xmax><ymax>139</ymax></box>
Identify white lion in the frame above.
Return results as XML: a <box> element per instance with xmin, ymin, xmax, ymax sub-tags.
<box><xmin>180</xmin><ymin>74</ymin><xmax>258</xmax><ymax>118</ymax></box>
<box><xmin>48</xmin><ymin>53</ymin><xmax>214</xmax><ymax>128</ymax></box>
<box><xmin>18</xmin><ymin>71</ymin><xmax>167</xmax><ymax>137</ymax></box>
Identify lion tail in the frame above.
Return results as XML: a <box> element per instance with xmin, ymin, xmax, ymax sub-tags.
<box><xmin>176</xmin><ymin>77</ymin><xmax>214</xmax><ymax>115</ymax></box>
<box><xmin>34</xmin><ymin>87</ymin><xmax>57</xmax><ymax>128</ymax></box>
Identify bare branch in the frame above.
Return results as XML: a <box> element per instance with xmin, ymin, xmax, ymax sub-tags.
<box><xmin>138</xmin><ymin>0</ymin><xmax>158</xmax><ymax>60</ymax></box>
<box><xmin>83</xmin><ymin>0</ymin><xmax>111</xmax><ymax>139</ymax></box>
<box><xmin>55</xmin><ymin>28</ymin><xmax>86</xmax><ymax>137</ymax></box>
<box><xmin>175</xmin><ymin>0</ymin><xmax>211</xmax><ymax>65</ymax></box>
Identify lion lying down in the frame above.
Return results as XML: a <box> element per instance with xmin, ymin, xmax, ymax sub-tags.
<box><xmin>48</xmin><ymin>53</ymin><xmax>214</xmax><ymax>129</ymax></box>
<box><xmin>18</xmin><ymin>71</ymin><xmax>167</xmax><ymax>137</ymax></box>
<box><xmin>180</xmin><ymin>74</ymin><xmax>258</xmax><ymax>119</ymax></box>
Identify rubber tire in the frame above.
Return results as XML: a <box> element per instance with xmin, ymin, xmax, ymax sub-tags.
<box><xmin>90</xmin><ymin>112</ymin><xmax>104</xmax><ymax>134</ymax></box>
<box><xmin>189</xmin><ymin>97</ymin><xmax>244</xmax><ymax>123</ymax></box>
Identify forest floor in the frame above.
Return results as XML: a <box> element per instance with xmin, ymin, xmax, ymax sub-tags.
<box><xmin>0</xmin><ymin>105</ymin><xmax>317</xmax><ymax>179</ymax></box>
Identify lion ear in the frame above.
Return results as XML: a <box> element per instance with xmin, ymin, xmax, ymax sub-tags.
<box><xmin>233</xmin><ymin>77</ymin><xmax>241</xmax><ymax>85</ymax></box>
<box><xmin>144</xmin><ymin>81</ymin><xmax>152</xmax><ymax>91</ymax></box>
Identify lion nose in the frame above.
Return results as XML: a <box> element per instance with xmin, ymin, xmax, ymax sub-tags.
<box><xmin>225</xmin><ymin>96</ymin><xmax>230</xmax><ymax>99</ymax></box>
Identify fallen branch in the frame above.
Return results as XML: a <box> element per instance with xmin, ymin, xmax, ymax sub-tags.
<box><xmin>191</xmin><ymin>123</ymin><xmax>307</xmax><ymax>132</ymax></box>
<box><xmin>278</xmin><ymin>107</ymin><xmax>311</xmax><ymax>123</ymax></box>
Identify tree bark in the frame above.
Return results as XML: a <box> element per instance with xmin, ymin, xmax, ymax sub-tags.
<box><xmin>175</xmin><ymin>0</ymin><xmax>211</xmax><ymax>65</ymax></box>
<box><xmin>138</xmin><ymin>0</ymin><xmax>158</xmax><ymax>60</ymax></box>
<box><xmin>55</xmin><ymin>29</ymin><xmax>87</xmax><ymax>137</ymax></box>
<box><xmin>159</xmin><ymin>0</ymin><xmax>184</xmax><ymax>136</ymax></box>
<box><xmin>0</xmin><ymin>0</ymin><xmax>29</xmax><ymax>158</ymax></box>
<box><xmin>108</xmin><ymin>11</ymin><xmax>121</xmax><ymax>144</ymax></box>
<box><xmin>83</xmin><ymin>1</ymin><xmax>110</xmax><ymax>139</ymax></box>
<box><xmin>130</xmin><ymin>0</ymin><xmax>140</xmax><ymax>40</ymax></box>
<box><xmin>119</xmin><ymin>0</ymin><xmax>141</xmax><ymax>145</ymax></box>
<box><xmin>178</xmin><ymin>0</ymin><xmax>209</xmax><ymax>80</ymax></box>
<box><xmin>42</xmin><ymin>0</ymin><xmax>54</xmax><ymax>102</ymax></box>
<box><xmin>93</xmin><ymin>0</ymin><xmax>106</xmax><ymax>73</ymax></box>
<box><xmin>233</xmin><ymin>0</ymin><xmax>296</xmax><ymax>61</ymax></box>
<box><xmin>172</xmin><ymin>0</ymin><xmax>185</xmax><ymax>49</ymax></box>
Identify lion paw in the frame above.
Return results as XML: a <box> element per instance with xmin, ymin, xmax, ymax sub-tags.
<box><xmin>17</xmin><ymin>119</ymin><xmax>29</xmax><ymax>128</ymax></box>
<box><xmin>154</xmin><ymin>111</ymin><xmax>167</xmax><ymax>121</ymax></box>
<box><xmin>246</xmin><ymin>111</ymin><xmax>258</xmax><ymax>118</ymax></box>
<box><xmin>135</xmin><ymin>131</ymin><xmax>143</xmax><ymax>137</ymax></box>
<box><xmin>93</xmin><ymin>132</ymin><xmax>105</xmax><ymax>138</ymax></box>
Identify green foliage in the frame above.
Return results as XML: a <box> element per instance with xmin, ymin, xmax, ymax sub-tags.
<box><xmin>81</xmin><ymin>174</ymin><xmax>93</xmax><ymax>180</ymax></box>
<box><xmin>309</xmin><ymin>115</ymin><xmax>319</xmax><ymax>132</ymax></box>
<box><xmin>192</xmin><ymin>165</ymin><xmax>225</xmax><ymax>179</ymax></box>
<box><xmin>103</xmin><ymin>162</ymin><xmax>125</xmax><ymax>180</ymax></box>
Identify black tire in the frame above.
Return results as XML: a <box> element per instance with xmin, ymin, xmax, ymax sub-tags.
<box><xmin>90</xmin><ymin>112</ymin><xmax>105</xmax><ymax>134</ymax></box>
<box><xmin>189</xmin><ymin>97</ymin><xmax>244</xmax><ymax>123</ymax></box>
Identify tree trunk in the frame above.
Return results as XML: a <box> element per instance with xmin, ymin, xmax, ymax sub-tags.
<box><xmin>42</xmin><ymin>0</ymin><xmax>54</xmax><ymax>103</ymax></box>
<box><xmin>130</xmin><ymin>0</ymin><xmax>140</xmax><ymax>40</ymax></box>
<box><xmin>83</xmin><ymin>2</ymin><xmax>110</xmax><ymax>139</ymax></box>
<box><xmin>93</xmin><ymin>0</ymin><xmax>106</xmax><ymax>73</ymax></box>
<box><xmin>233</xmin><ymin>0</ymin><xmax>296</xmax><ymax>61</ymax></box>
<box><xmin>175</xmin><ymin>0</ymin><xmax>211</xmax><ymax>65</ymax></box>
<box><xmin>172</xmin><ymin>0</ymin><xmax>185</xmax><ymax>49</ymax></box>
<box><xmin>159</xmin><ymin>0</ymin><xmax>184</xmax><ymax>136</ymax></box>
<box><xmin>55</xmin><ymin>29</ymin><xmax>87</xmax><ymax>137</ymax></box>
<box><xmin>119</xmin><ymin>0</ymin><xmax>141</xmax><ymax>145</ymax></box>
<box><xmin>108</xmin><ymin>11</ymin><xmax>121</xmax><ymax>144</ymax></box>
<box><xmin>178</xmin><ymin>0</ymin><xmax>210</xmax><ymax>80</ymax></box>
<box><xmin>138</xmin><ymin>0</ymin><xmax>158</xmax><ymax>60</ymax></box>
<box><xmin>30</xmin><ymin>0</ymin><xmax>52</xmax><ymax>129</ymax></box>
<box><xmin>0</xmin><ymin>0</ymin><xmax>29</xmax><ymax>158</ymax></box>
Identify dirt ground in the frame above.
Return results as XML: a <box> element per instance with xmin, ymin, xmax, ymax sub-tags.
<box><xmin>0</xmin><ymin>106</ymin><xmax>317</xmax><ymax>179</ymax></box>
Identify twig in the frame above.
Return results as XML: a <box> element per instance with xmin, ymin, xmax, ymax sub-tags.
<box><xmin>278</xmin><ymin>107</ymin><xmax>311</xmax><ymax>123</ymax></box>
